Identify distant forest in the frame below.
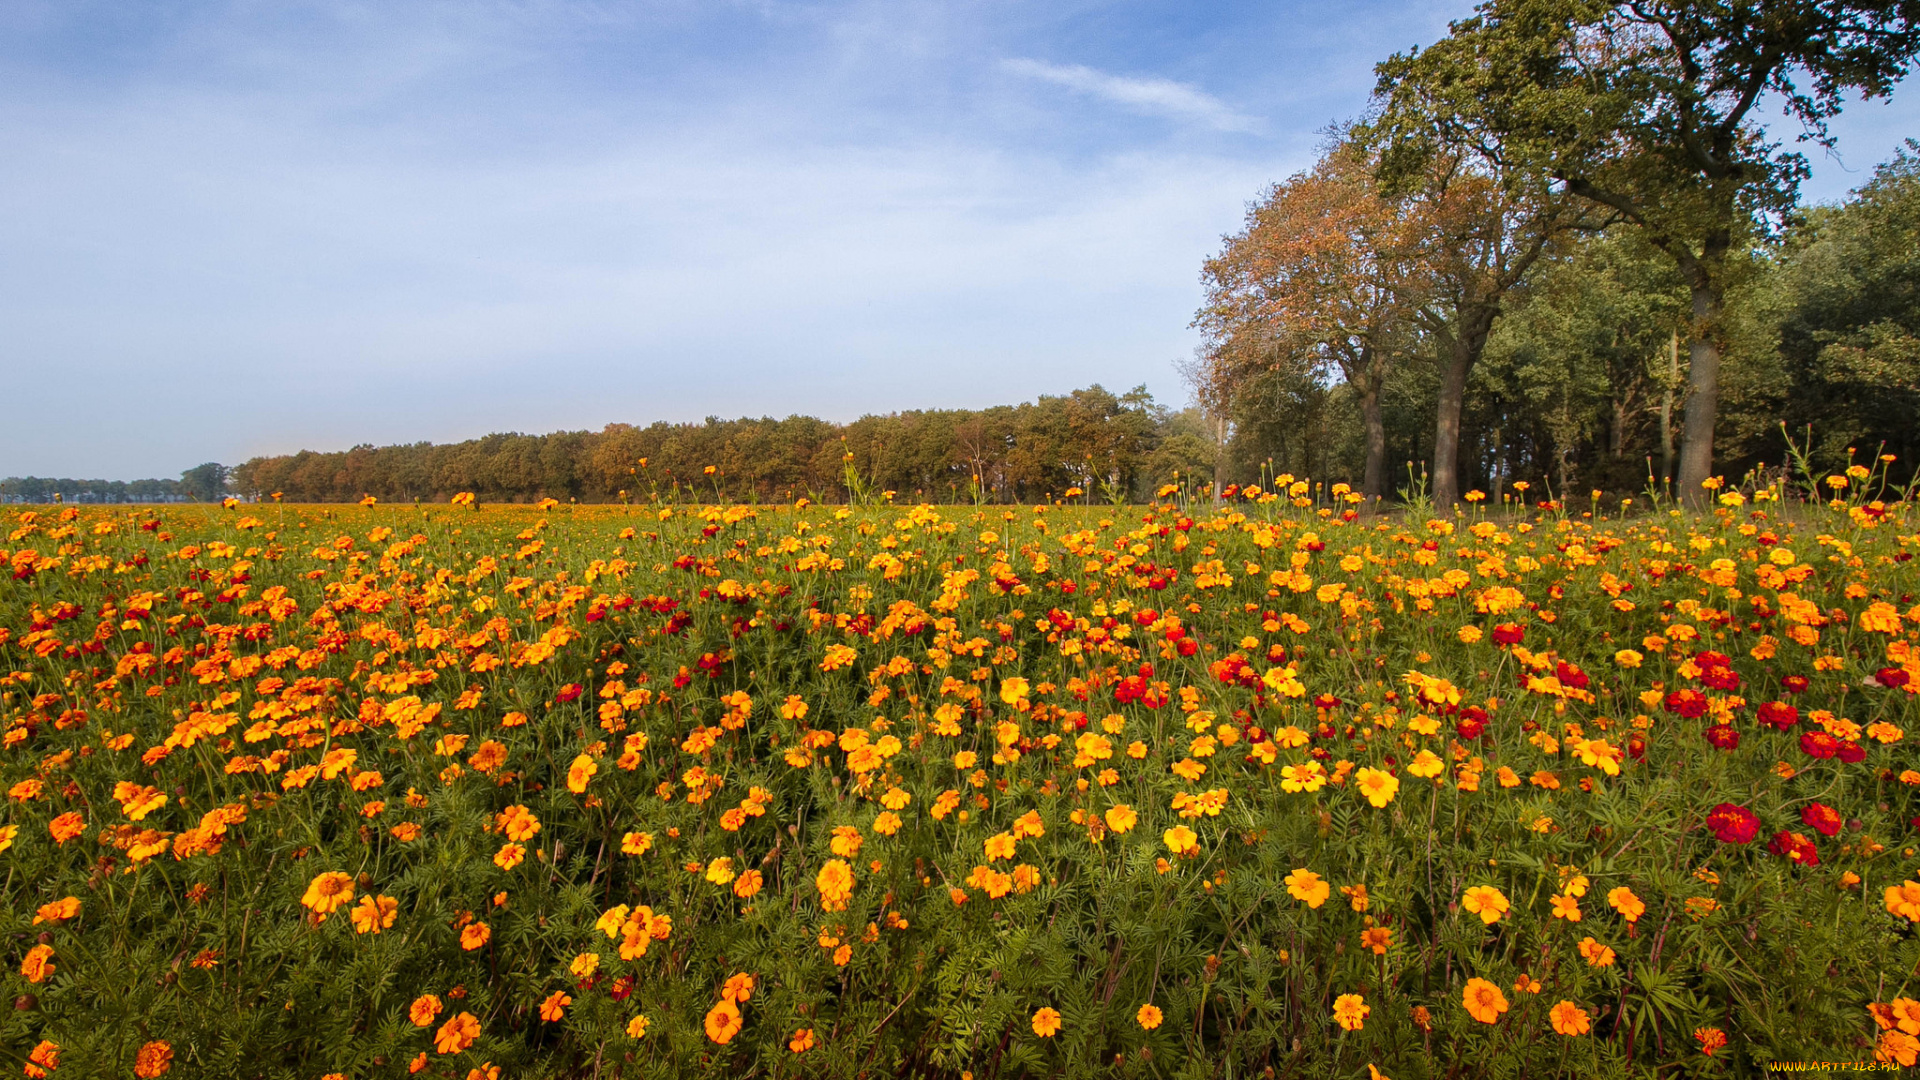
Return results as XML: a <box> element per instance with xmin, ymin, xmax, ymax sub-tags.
<box><xmin>229</xmin><ymin>386</ymin><xmax>1218</xmax><ymax>505</ymax></box>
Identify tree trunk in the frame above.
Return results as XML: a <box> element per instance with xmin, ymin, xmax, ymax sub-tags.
<box><xmin>1431</xmin><ymin>306</ymin><xmax>1498</xmax><ymax>508</ymax></box>
<box><xmin>1676</xmin><ymin>279</ymin><xmax>1723</xmax><ymax>508</ymax></box>
<box><xmin>1658</xmin><ymin>331</ymin><xmax>1678</xmax><ymax>489</ymax></box>
<box><xmin>1359</xmin><ymin>349</ymin><xmax>1387</xmax><ymax>501</ymax></box>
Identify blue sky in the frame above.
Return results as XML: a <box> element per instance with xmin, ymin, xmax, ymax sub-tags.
<box><xmin>3</xmin><ymin>1</ymin><xmax>1916</xmax><ymax>480</ymax></box>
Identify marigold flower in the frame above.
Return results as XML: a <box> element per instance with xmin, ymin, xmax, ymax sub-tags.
<box><xmin>32</xmin><ymin>897</ymin><xmax>79</xmax><ymax>925</ymax></box>
<box><xmin>1461</xmin><ymin>885</ymin><xmax>1510</xmax><ymax>925</ymax></box>
<box><xmin>539</xmin><ymin>991</ymin><xmax>571</xmax><ymax>1022</ymax></box>
<box><xmin>722</xmin><ymin>973</ymin><xmax>757</xmax><ymax>1003</ymax></box>
<box><xmin>1136</xmin><ymin>1003</ymin><xmax>1163</xmax><ymax>1029</ymax></box>
<box><xmin>1354</xmin><ymin>767</ymin><xmax>1399</xmax><ymax>808</ymax></box>
<box><xmin>1550</xmin><ymin>1000</ymin><xmax>1591</xmax><ymax>1036</ymax></box>
<box><xmin>350</xmin><ymin>894</ymin><xmax>398</xmax><ymax>934</ymax></box>
<box><xmin>816</xmin><ymin>859</ymin><xmax>855</xmax><ymax>911</ymax></box>
<box><xmin>300</xmin><ymin>872</ymin><xmax>354</xmax><ymax>918</ymax></box>
<box><xmin>704</xmin><ymin>999</ymin><xmax>743</xmax><ymax>1044</ymax></box>
<box><xmin>435</xmin><ymin>1012</ymin><xmax>481</xmax><ymax>1054</ymax></box>
<box><xmin>1578</xmin><ymin>937</ymin><xmax>1616</xmax><ymax>967</ymax></box>
<box><xmin>20</xmin><ymin>944</ymin><xmax>54</xmax><ymax>983</ymax></box>
<box><xmin>23</xmin><ymin>1039</ymin><xmax>58</xmax><ymax>1078</ymax></box>
<box><xmin>1031</xmin><ymin>1006</ymin><xmax>1062</xmax><ymax>1037</ymax></box>
<box><xmin>1694</xmin><ymin>1026</ymin><xmax>1727</xmax><ymax>1056</ymax></box>
<box><xmin>1285</xmin><ymin>868</ymin><xmax>1331</xmax><ymax>908</ymax></box>
<box><xmin>1462</xmin><ymin>978</ymin><xmax>1508</xmax><ymax>1024</ymax></box>
<box><xmin>626</xmin><ymin>1014</ymin><xmax>650</xmax><ymax>1038</ymax></box>
<box><xmin>410</xmin><ymin>994</ymin><xmax>444</xmax><ymax>1026</ymax></box>
<box><xmin>1885</xmin><ymin>880</ymin><xmax>1920</xmax><ymax>922</ymax></box>
<box><xmin>1607</xmin><ymin>886</ymin><xmax>1645</xmax><ymax>923</ymax></box>
<box><xmin>1360</xmin><ymin>926</ymin><xmax>1392</xmax><ymax>954</ymax></box>
<box><xmin>1550</xmin><ymin>894</ymin><xmax>1581</xmax><ymax>921</ymax></box>
<box><xmin>1104</xmin><ymin>804</ymin><xmax>1138</xmax><ymax>833</ymax></box>
<box><xmin>133</xmin><ymin>1041</ymin><xmax>172</xmax><ymax>1078</ymax></box>
<box><xmin>494</xmin><ymin>843</ymin><xmax>526</xmax><ymax>871</ymax></box>
<box><xmin>1332</xmin><ymin>993</ymin><xmax>1369</xmax><ymax>1031</ymax></box>
<box><xmin>1163</xmin><ymin>824</ymin><xmax>1199</xmax><ymax>856</ymax></box>
<box><xmin>1705</xmin><ymin>803</ymin><xmax>1760</xmax><ymax>844</ymax></box>
<box><xmin>1879</xmin><ymin>1029</ymin><xmax>1920</xmax><ymax>1067</ymax></box>
<box><xmin>460</xmin><ymin>922</ymin><xmax>492</xmax><ymax>950</ymax></box>
<box><xmin>789</xmin><ymin>1028</ymin><xmax>816</xmax><ymax>1053</ymax></box>
<box><xmin>48</xmin><ymin>812</ymin><xmax>84</xmax><ymax>845</ymax></box>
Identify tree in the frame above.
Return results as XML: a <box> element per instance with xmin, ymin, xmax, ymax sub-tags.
<box><xmin>179</xmin><ymin>462</ymin><xmax>229</xmax><ymax>502</ymax></box>
<box><xmin>1374</xmin><ymin>0</ymin><xmax>1920</xmax><ymax>505</ymax></box>
<box><xmin>1775</xmin><ymin>141</ymin><xmax>1920</xmax><ymax>472</ymax></box>
<box><xmin>1196</xmin><ymin>145</ymin><xmax>1421</xmax><ymax>499</ymax></box>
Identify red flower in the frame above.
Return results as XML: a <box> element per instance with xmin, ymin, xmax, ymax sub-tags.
<box><xmin>1456</xmin><ymin>715</ymin><xmax>1487</xmax><ymax>740</ymax></box>
<box><xmin>1799</xmin><ymin>731</ymin><xmax>1839</xmax><ymax>759</ymax></box>
<box><xmin>1492</xmin><ymin>624</ymin><xmax>1525</xmax><ymax>645</ymax></box>
<box><xmin>1665</xmin><ymin>689</ymin><xmax>1709</xmax><ymax>719</ymax></box>
<box><xmin>1781</xmin><ymin>675</ymin><xmax>1811</xmax><ymax>694</ymax></box>
<box><xmin>1756</xmin><ymin>701</ymin><xmax>1799</xmax><ymax>730</ymax></box>
<box><xmin>1554</xmin><ymin>661</ymin><xmax>1590</xmax><ymax>690</ymax></box>
<box><xmin>555</xmin><ymin>683</ymin><xmax>584</xmax><ymax>704</ymax></box>
<box><xmin>1703</xmin><ymin>724</ymin><xmax>1741</xmax><ymax>751</ymax></box>
<box><xmin>1876</xmin><ymin>667</ymin><xmax>1911</xmax><ymax>689</ymax></box>
<box><xmin>1837</xmin><ymin>739</ymin><xmax>1866</xmax><ymax>763</ymax></box>
<box><xmin>1705</xmin><ymin>803</ymin><xmax>1759</xmax><ymax>844</ymax></box>
<box><xmin>1694</xmin><ymin>650</ymin><xmax>1731</xmax><ymax>669</ymax></box>
<box><xmin>1699</xmin><ymin>665</ymin><xmax>1742</xmax><ymax>691</ymax></box>
<box><xmin>1767</xmin><ymin>830</ymin><xmax>1820</xmax><ymax>866</ymax></box>
<box><xmin>1799</xmin><ymin>802</ymin><xmax>1842</xmax><ymax>838</ymax></box>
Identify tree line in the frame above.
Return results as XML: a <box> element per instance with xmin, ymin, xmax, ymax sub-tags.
<box><xmin>227</xmin><ymin>385</ymin><xmax>1218</xmax><ymax>504</ymax></box>
<box><xmin>1192</xmin><ymin>0</ymin><xmax>1920</xmax><ymax>509</ymax></box>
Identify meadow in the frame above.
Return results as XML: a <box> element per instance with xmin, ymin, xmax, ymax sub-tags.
<box><xmin>0</xmin><ymin>474</ymin><xmax>1916</xmax><ymax>1078</ymax></box>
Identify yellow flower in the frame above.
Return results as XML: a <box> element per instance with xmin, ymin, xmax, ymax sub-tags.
<box><xmin>1104</xmin><ymin>804</ymin><xmax>1138</xmax><ymax>833</ymax></box>
<box><xmin>1284</xmin><ymin>868</ymin><xmax>1331</xmax><ymax>908</ymax></box>
<box><xmin>1354</xmin><ymin>768</ymin><xmax>1399</xmax><ymax>808</ymax></box>
<box><xmin>300</xmin><ymin>872</ymin><xmax>354</xmax><ymax>918</ymax></box>
<box><xmin>1550</xmin><ymin>894</ymin><xmax>1582</xmax><ymax>922</ymax></box>
<box><xmin>999</xmin><ymin>677</ymin><xmax>1031</xmax><ymax>705</ymax></box>
<box><xmin>1461</xmin><ymin>885</ymin><xmax>1510</xmax><ymax>925</ymax></box>
<box><xmin>626</xmin><ymin>1015</ymin><xmax>650</xmax><ymax>1039</ymax></box>
<box><xmin>1332</xmin><ymin>993</ymin><xmax>1368</xmax><ymax>1031</ymax></box>
<box><xmin>1136</xmin><ymin>1003</ymin><xmax>1163</xmax><ymax>1030</ymax></box>
<box><xmin>1163</xmin><ymin>825</ymin><xmax>1199</xmax><ymax>856</ymax></box>
<box><xmin>816</xmin><ymin>859</ymin><xmax>855</xmax><ymax>911</ymax></box>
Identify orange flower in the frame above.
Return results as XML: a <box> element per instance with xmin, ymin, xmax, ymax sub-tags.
<box><xmin>1163</xmin><ymin>825</ymin><xmax>1199</xmax><ymax>856</ymax></box>
<box><xmin>1136</xmin><ymin>1003</ymin><xmax>1163</xmax><ymax>1030</ymax></box>
<box><xmin>493</xmin><ymin>843</ymin><xmax>526</xmax><ymax>871</ymax></box>
<box><xmin>1332</xmin><ymin>993</ymin><xmax>1369</xmax><ymax>1031</ymax></box>
<box><xmin>435</xmin><ymin>1012</ymin><xmax>481</xmax><ymax>1054</ymax></box>
<box><xmin>23</xmin><ymin>1039</ymin><xmax>58</xmax><ymax>1079</ymax></box>
<box><xmin>1031</xmin><ymin>1007</ymin><xmax>1062</xmax><ymax>1037</ymax></box>
<box><xmin>1607</xmin><ymin>886</ymin><xmax>1646</xmax><ymax>923</ymax></box>
<box><xmin>816</xmin><ymin>859</ymin><xmax>854</xmax><ymax>912</ymax></box>
<box><xmin>1285</xmin><ymin>868</ymin><xmax>1331</xmax><ymax>908</ymax></box>
<box><xmin>300</xmin><ymin>872</ymin><xmax>354</xmax><ymax>918</ymax></box>
<box><xmin>48</xmin><ymin>812</ymin><xmax>84</xmax><ymax>844</ymax></box>
<box><xmin>733</xmin><ymin>869</ymin><xmax>764</xmax><ymax>899</ymax></box>
<box><xmin>1104</xmin><ymin>804</ymin><xmax>1138</xmax><ymax>833</ymax></box>
<box><xmin>32</xmin><ymin>897</ymin><xmax>79</xmax><ymax>925</ymax></box>
<box><xmin>1360</xmin><ymin>926</ymin><xmax>1392</xmax><ymax>955</ymax></box>
<box><xmin>350</xmin><ymin>894</ymin><xmax>398</xmax><ymax>934</ymax></box>
<box><xmin>409</xmin><ymin>994</ymin><xmax>444</xmax><ymax>1026</ymax></box>
<box><xmin>788</xmin><ymin>1028</ymin><xmax>816</xmax><ymax>1053</ymax></box>
<box><xmin>539</xmin><ymin>991</ymin><xmax>572</xmax><ymax>1022</ymax></box>
<box><xmin>1460</xmin><ymin>885</ymin><xmax>1510</xmax><ymax>925</ymax></box>
<box><xmin>704</xmin><ymin>999</ymin><xmax>743</xmax><ymax>1044</ymax></box>
<box><xmin>1886</xmin><ymin>880</ymin><xmax>1920</xmax><ymax>922</ymax></box>
<box><xmin>133</xmin><ymin>1041</ymin><xmax>172</xmax><ymax>1078</ymax></box>
<box><xmin>1578</xmin><ymin>936</ymin><xmax>1616</xmax><ymax>967</ymax></box>
<box><xmin>20</xmin><ymin>944</ymin><xmax>54</xmax><ymax>984</ymax></box>
<box><xmin>460</xmin><ymin>922</ymin><xmax>492</xmax><ymax>950</ymax></box>
<box><xmin>722</xmin><ymin>973</ymin><xmax>757</xmax><ymax>1003</ymax></box>
<box><xmin>1695</xmin><ymin>1026</ymin><xmax>1727</xmax><ymax>1056</ymax></box>
<box><xmin>1550</xmin><ymin>1000</ymin><xmax>1591</xmax><ymax>1036</ymax></box>
<box><xmin>1462</xmin><ymin>978</ymin><xmax>1508</xmax><ymax>1024</ymax></box>
<box><xmin>567</xmin><ymin>753</ymin><xmax>598</xmax><ymax>793</ymax></box>
<box><xmin>497</xmin><ymin>804</ymin><xmax>540</xmax><ymax>841</ymax></box>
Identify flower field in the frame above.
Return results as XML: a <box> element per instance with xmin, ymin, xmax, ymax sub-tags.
<box><xmin>1</xmin><ymin>483</ymin><xmax>1918</xmax><ymax>1078</ymax></box>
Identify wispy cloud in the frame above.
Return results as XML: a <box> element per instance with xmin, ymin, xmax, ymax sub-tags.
<box><xmin>1003</xmin><ymin>58</ymin><xmax>1262</xmax><ymax>133</ymax></box>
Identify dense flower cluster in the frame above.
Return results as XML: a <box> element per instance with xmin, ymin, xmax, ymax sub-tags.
<box><xmin>0</xmin><ymin>481</ymin><xmax>1913</xmax><ymax>1074</ymax></box>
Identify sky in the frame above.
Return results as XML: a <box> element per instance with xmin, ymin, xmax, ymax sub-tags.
<box><xmin>3</xmin><ymin>1</ymin><xmax>1917</xmax><ymax>481</ymax></box>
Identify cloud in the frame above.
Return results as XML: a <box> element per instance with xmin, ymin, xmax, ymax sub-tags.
<box><xmin>1003</xmin><ymin>57</ymin><xmax>1262</xmax><ymax>133</ymax></box>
